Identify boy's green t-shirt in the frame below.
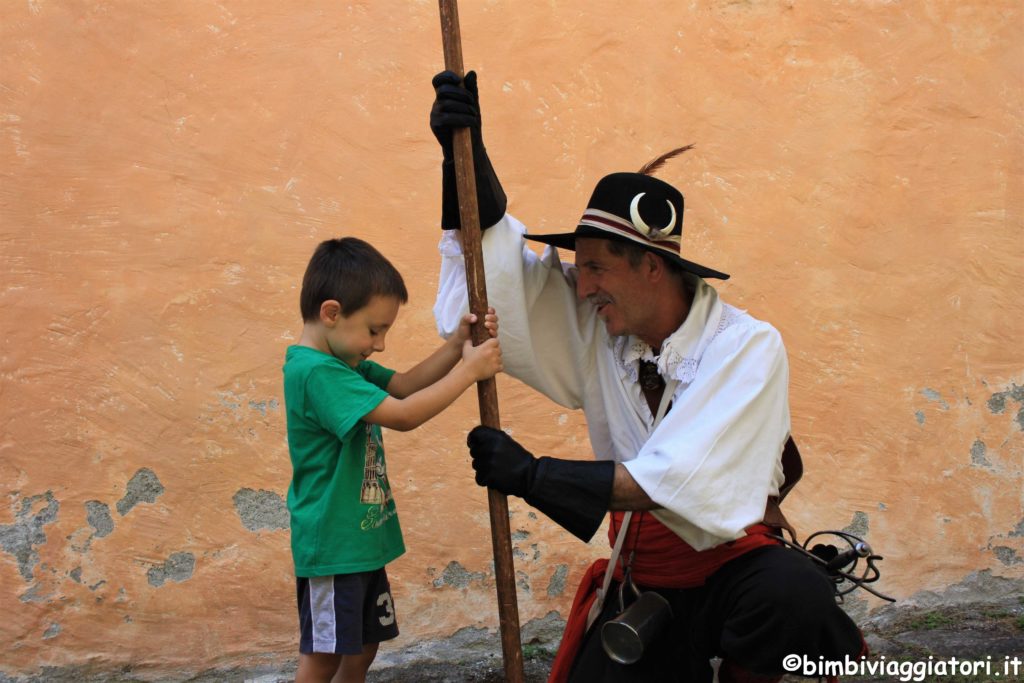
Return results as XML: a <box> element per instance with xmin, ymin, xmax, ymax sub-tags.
<box><xmin>283</xmin><ymin>345</ymin><xmax>405</xmax><ymax>577</ymax></box>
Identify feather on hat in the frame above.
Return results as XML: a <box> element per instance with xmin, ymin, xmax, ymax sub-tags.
<box><xmin>524</xmin><ymin>145</ymin><xmax>729</xmax><ymax>280</ymax></box>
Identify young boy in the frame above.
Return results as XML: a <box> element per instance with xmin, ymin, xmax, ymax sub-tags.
<box><xmin>283</xmin><ymin>236</ymin><xmax>502</xmax><ymax>683</ymax></box>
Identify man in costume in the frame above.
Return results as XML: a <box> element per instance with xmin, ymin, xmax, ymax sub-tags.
<box><xmin>430</xmin><ymin>70</ymin><xmax>865</xmax><ymax>682</ymax></box>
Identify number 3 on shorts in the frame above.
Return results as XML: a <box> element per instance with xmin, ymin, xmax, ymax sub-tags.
<box><xmin>377</xmin><ymin>591</ymin><xmax>395</xmax><ymax>626</ymax></box>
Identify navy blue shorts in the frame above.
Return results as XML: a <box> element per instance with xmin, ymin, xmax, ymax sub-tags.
<box><xmin>296</xmin><ymin>568</ymin><xmax>399</xmax><ymax>655</ymax></box>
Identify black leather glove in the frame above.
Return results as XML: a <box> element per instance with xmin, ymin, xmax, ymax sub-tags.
<box><xmin>431</xmin><ymin>70</ymin><xmax>483</xmax><ymax>160</ymax></box>
<box><xmin>467</xmin><ymin>426</ymin><xmax>614</xmax><ymax>542</ymax></box>
<box><xmin>467</xmin><ymin>424</ymin><xmax>536</xmax><ymax>495</ymax></box>
<box><xmin>430</xmin><ymin>70</ymin><xmax>506</xmax><ymax>230</ymax></box>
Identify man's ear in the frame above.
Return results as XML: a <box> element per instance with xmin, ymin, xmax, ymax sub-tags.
<box><xmin>644</xmin><ymin>251</ymin><xmax>666</xmax><ymax>282</ymax></box>
<box><xmin>320</xmin><ymin>300</ymin><xmax>342</xmax><ymax>325</ymax></box>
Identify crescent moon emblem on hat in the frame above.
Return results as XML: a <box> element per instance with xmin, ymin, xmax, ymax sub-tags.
<box><xmin>629</xmin><ymin>193</ymin><xmax>676</xmax><ymax>238</ymax></box>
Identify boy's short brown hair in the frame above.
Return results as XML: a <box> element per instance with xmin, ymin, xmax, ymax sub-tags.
<box><xmin>300</xmin><ymin>237</ymin><xmax>408</xmax><ymax>321</ymax></box>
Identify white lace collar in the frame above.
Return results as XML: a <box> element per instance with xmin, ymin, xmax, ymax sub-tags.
<box><xmin>614</xmin><ymin>276</ymin><xmax>726</xmax><ymax>386</ymax></box>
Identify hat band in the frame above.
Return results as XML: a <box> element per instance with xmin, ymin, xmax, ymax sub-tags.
<box><xmin>579</xmin><ymin>208</ymin><xmax>681</xmax><ymax>252</ymax></box>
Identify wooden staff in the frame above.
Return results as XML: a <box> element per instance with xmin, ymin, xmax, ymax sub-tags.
<box><xmin>437</xmin><ymin>2</ymin><xmax>524</xmax><ymax>681</ymax></box>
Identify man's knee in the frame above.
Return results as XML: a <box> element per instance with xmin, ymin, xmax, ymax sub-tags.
<box><xmin>715</xmin><ymin>547</ymin><xmax>863</xmax><ymax>670</ymax></box>
<box><xmin>754</xmin><ymin>548</ymin><xmax>838</xmax><ymax>625</ymax></box>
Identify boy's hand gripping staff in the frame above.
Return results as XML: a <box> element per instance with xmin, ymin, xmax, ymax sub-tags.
<box><xmin>437</xmin><ymin>3</ymin><xmax>524</xmax><ymax>682</ymax></box>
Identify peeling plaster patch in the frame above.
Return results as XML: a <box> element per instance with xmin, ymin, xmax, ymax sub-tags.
<box><xmin>512</xmin><ymin>546</ymin><xmax>527</xmax><ymax>560</ymax></box>
<box><xmin>42</xmin><ymin>623</ymin><xmax>61</xmax><ymax>639</ymax></box>
<box><xmin>248</xmin><ymin>398</ymin><xmax>280</xmax><ymax>416</ymax></box>
<box><xmin>147</xmin><ymin>552</ymin><xmax>196</xmax><ymax>587</ymax></box>
<box><xmin>516</xmin><ymin>570</ymin><xmax>530</xmax><ymax>592</ymax></box>
<box><xmin>914</xmin><ymin>410</ymin><xmax>925</xmax><ymax>425</ymax></box>
<box><xmin>969</xmin><ymin>439</ymin><xmax>992</xmax><ymax>467</ymax></box>
<box><xmin>69</xmin><ymin>567</ymin><xmax>82</xmax><ymax>583</ymax></box>
<box><xmin>547</xmin><ymin>564</ymin><xmax>568</xmax><ymax>597</ymax></box>
<box><xmin>921</xmin><ymin>388</ymin><xmax>949</xmax><ymax>410</ymax></box>
<box><xmin>19</xmin><ymin>583</ymin><xmax>51</xmax><ymax>603</ymax></box>
<box><xmin>987</xmin><ymin>383</ymin><xmax>1024</xmax><ymax>431</ymax></box>
<box><xmin>530</xmin><ymin>543</ymin><xmax>540</xmax><ymax>561</ymax></box>
<box><xmin>511</xmin><ymin>529</ymin><xmax>530</xmax><ymax>542</ymax></box>
<box><xmin>431</xmin><ymin>561</ymin><xmax>486</xmax><ymax>589</ymax></box>
<box><xmin>374</xmin><ymin>625</ymin><xmax>490</xmax><ymax>668</ymax></box>
<box><xmin>1009</xmin><ymin>518</ymin><xmax>1024</xmax><ymax>538</ymax></box>
<box><xmin>842</xmin><ymin>511</ymin><xmax>869</xmax><ymax>537</ymax></box>
<box><xmin>0</xmin><ymin>491</ymin><xmax>60</xmax><ymax>581</ymax></box>
<box><xmin>67</xmin><ymin>527</ymin><xmax>93</xmax><ymax>553</ymax></box>
<box><xmin>522</xmin><ymin>611</ymin><xmax>567</xmax><ymax>649</ymax></box>
<box><xmin>89</xmin><ymin>579</ymin><xmax>106</xmax><ymax>591</ymax></box>
<box><xmin>878</xmin><ymin>503</ymin><xmax>887</xmax><ymax>511</ymax></box>
<box><xmin>375</xmin><ymin>613</ymin><xmax>568</xmax><ymax>669</ymax></box>
<box><xmin>218</xmin><ymin>392</ymin><xmax>241</xmax><ymax>411</ymax></box>
<box><xmin>892</xmin><ymin>569</ymin><xmax>1024</xmax><ymax>610</ymax></box>
<box><xmin>991</xmin><ymin>546</ymin><xmax>1022</xmax><ymax>566</ymax></box>
<box><xmin>85</xmin><ymin>500</ymin><xmax>114</xmax><ymax>538</ymax></box>
<box><xmin>987</xmin><ymin>390</ymin><xmax>1008</xmax><ymax>413</ymax></box>
<box><xmin>116</xmin><ymin>468</ymin><xmax>164</xmax><ymax>516</ymax></box>
<box><xmin>987</xmin><ymin>383</ymin><xmax>1024</xmax><ymax>412</ymax></box>
<box><xmin>232</xmin><ymin>488</ymin><xmax>289</xmax><ymax>532</ymax></box>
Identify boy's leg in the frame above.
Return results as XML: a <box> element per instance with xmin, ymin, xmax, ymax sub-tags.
<box><xmin>296</xmin><ymin>571</ymin><xmax>398</xmax><ymax>682</ymax></box>
<box><xmin>330</xmin><ymin>567</ymin><xmax>397</xmax><ymax>682</ymax></box>
<box><xmin>295</xmin><ymin>575</ymin><xmax>365</xmax><ymax>683</ymax></box>
<box><xmin>331</xmin><ymin>642</ymin><xmax>380</xmax><ymax>683</ymax></box>
<box><xmin>296</xmin><ymin>652</ymin><xmax>342</xmax><ymax>683</ymax></box>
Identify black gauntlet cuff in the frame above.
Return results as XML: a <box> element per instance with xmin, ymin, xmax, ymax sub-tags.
<box><xmin>525</xmin><ymin>458</ymin><xmax>615</xmax><ymax>542</ymax></box>
<box><xmin>440</xmin><ymin>146</ymin><xmax>507</xmax><ymax>231</ymax></box>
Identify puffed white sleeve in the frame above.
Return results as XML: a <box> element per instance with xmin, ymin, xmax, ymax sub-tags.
<box><xmin>434</xmin><ymin>215</ymin><xmax>596</xmax><ymax>409</ymax></box>
<box><xmin>623</xmin><ymin>321</ymin><xmax>791</xmax><ymax>550</ymax></box>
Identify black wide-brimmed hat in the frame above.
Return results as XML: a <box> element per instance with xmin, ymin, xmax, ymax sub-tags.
<box><xmin>524</xmin><ymin>153</ymin><xmax>729</xmax><ymax>280</ymax></box>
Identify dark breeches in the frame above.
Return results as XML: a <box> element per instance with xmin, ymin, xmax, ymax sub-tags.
<box><xmin>568</xmin><ymin>545</ymin><xmax>865</xmax><ymax>683</ymax></box>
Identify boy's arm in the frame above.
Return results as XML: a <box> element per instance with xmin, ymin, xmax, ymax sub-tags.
<box><xmin>387</xmin><ymin>309</ymin><xmax>497</xmax><ymax>399</ymax></box>
<box><xmin>365</xmin><ymin>337</ymin><xmax>502</xmax><ymax>432</ymax></box>
<box><xmin>385</xmin><ymin>335</ymin><xmax>462</xmax><ymax>399</ymax></box>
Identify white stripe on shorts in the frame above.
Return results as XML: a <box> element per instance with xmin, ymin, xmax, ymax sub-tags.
<box><xmin>309</xmin><ymin>575</ymin><xmax>337</xmax><ymax>653</ymax></box>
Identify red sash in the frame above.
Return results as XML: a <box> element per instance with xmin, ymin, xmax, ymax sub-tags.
<box><xmin>547</xmin><ymin>512</ymin><xmax>779</xmax><ymax>683</ymax></box>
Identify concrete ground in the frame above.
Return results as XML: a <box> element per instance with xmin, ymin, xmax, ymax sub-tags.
<box><xmin>362</xmin><ymin>600</ymin><xmax>1024</xmax><ymax>683</ymax></box>
<box><xmin>3</xmin><ymin>594</ymin><xmax>1022</xmax><ymax>682</ymax></box>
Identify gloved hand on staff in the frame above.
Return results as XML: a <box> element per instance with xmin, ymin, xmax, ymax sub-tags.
<box><xmin>429</xmin><ymin>70</ymin><xmax>507</xmax><ymax>230</ymax></box>
<box><xmin>467</xmin><ymin>425</ymin><xmax>615</xmax><ymax>542</ymax></box>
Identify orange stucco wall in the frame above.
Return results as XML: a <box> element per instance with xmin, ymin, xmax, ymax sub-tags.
<box><xmin>1</xmin><ymin>0</ymin><xmax>1021</xmax><ymax>677</ymax></box>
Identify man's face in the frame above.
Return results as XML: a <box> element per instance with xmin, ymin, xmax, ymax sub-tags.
<box><xmin>574</xmin><ymin>238</ymin><xmax>648</xmax><ymax>338</ymax></box>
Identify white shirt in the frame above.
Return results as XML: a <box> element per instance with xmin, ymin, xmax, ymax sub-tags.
<box><xmin>434</xmin><ymin>215</ymin><xmax>790</xmax><ymax>550</ymax></box>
